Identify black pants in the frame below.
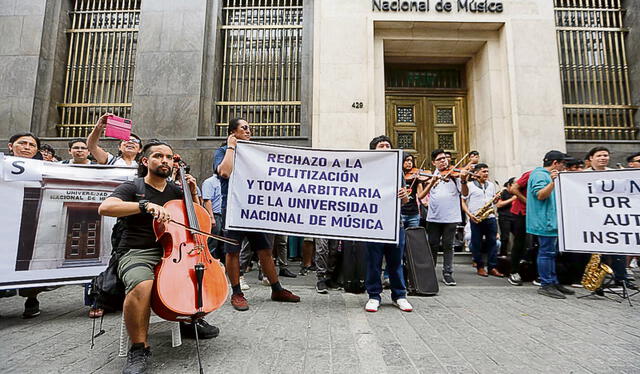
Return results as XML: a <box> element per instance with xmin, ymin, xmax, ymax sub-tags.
<box><xmin>498</xmin><ymin>215</ymin><xmax>517</xmax><ymax>257</ymax></box>
<box><xmin>426</xmin><ymin>222</ymin><xmax>457</xmax><ymax>275</ymax></box>
<box><xmin>510</xmin><ymin>214</ymin><xmax>527</xmax><ymax>274</ymax></box>
<box><xmin>207</xmin><ymin>213</ymin><xmax>225</xmax><ymax>263</ymax></box>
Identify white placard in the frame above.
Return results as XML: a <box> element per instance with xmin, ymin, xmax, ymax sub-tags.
<box><xmin>2</xmin><ymin>155</ymin><xmax>43</xmax><ymax>181</ymax></box>
<box><xmin>226</xmin><ymin>141</ymin><xmax>402</xmax><ymax>243</ymax></box>
<box><xmin>556</xmin><ymin>168</ymin><xmax>640</xmax><ymax>255</ymax></box>
<box><xmin>0</xmin><ymin>163</ymin><xmax>136</xmax><ymax>290</ymax></box>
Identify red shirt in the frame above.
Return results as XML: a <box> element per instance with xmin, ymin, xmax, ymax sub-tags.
<box><xmin>510</xmin><ymin>170</ymin><xmax>532</xmax><ymax>216</ymax></box>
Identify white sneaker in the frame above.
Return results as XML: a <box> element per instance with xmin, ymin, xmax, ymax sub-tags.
<box><xmin>364</xmin><ymin>299</ymin><xmax>380</xmax><ymax>312</ymax></box>
<box><xmin>393</xmin><ymin>298</ymin><xmax>413</xmax><ymax>312</ymax></box>
<box><xmin>239</xmin><ymin>276</ymin><xmax>250</xmax><ymax>291</ymax></box>
<box><xmin>630</xmin><ymin>258</ymin><xmax>638</xmax><ymax>268</ymax></box>
<box><xmin>262</xmin><ymin>277</ymin><xmax>270</xmax><ymax>286</ymax></box>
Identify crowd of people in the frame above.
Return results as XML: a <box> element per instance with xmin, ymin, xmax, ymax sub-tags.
<box><xmin>3</xmin><ymin>117</ymin><xmax>639</xmax><ymax>374</ymax></box>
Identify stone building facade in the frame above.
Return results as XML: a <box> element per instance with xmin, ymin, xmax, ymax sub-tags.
<box><xmin>1</xmin><ymin>0</ymin><xmax>638</xmax><ymax>182</ymax></box>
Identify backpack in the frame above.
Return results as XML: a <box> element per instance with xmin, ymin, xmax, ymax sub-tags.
<box><xmin>87</xmin><ymin>177</ymin><xmax>146</xmax><ymax>312</ymax></box>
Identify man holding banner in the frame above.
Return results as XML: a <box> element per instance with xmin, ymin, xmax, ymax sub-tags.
<box><xmin>214</xmin><ymin>118</ymin><xmax>300</xmax><ymax>311</ymax></box>
<box><xmin>5</xmin><ymin>132</ymin><xmax>45</xmax><ymax>318</ymax></box>
<box><xmin>363</xmin><ymin>135</ymin><xmax>412</xmax><ymax>313</ymax></box>
<box><xmin>585</xmin><ymin>147</ymin><xmax>638</xmax><ymax>290</ymax></box>
<box><xmin>526</xmin><ymin>151</ymin><xmax>576</xmax><ymax>299</ymax></box>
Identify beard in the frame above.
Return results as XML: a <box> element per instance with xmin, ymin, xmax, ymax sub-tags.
<box><xmin>149</xmin><ymin>164</ymin><xmax>171</xmax><ymax>178</ymax></box>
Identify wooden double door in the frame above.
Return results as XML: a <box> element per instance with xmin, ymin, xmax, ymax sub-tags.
<box><xmin>386</xmin><ymin>95</ymin><xmax>469</xmax><ymax>168</ymax></box>
<box><xmin>65</xmin><ymin>204</ymin><xmax>101</xmax><ymax>261</ymax></box>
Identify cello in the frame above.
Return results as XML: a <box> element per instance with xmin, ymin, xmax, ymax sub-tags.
<box><xmin>150</xmin><ymin>157</ymin><xmax>230</xmax><ymax>372</ymax></box>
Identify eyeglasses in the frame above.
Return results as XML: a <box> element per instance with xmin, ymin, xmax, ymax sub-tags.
<box><xmin>631</xmin><ymin>158</ymin><xmax>640</xmax><ymax>163</ymax></box>
<box><xmin>71</xmin><ymin>146</ymin><xmax>88</xmax><ymax>150</ymax></box>
<box><xmin>434</xmin><ymin>157</ymin><xmax>447</xmax><ymax>162</ymax></box>
<box><xmin>124</xmin><ymin>137</ymin><xmax>141</xmax><ymax>144</ymax></box>
<box><xmin>240</xmin><ymin>125</ymin><xmax>250</xmax><ymax>131</ymax></box>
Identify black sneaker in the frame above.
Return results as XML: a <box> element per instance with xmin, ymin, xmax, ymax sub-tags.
<box><xmin>442</xmin><ymin>274</ymin><xmax>456</xmax><ymax>286</ymax></box>
<box><xmin>554</xmin><ymin>284</ymin><xmax>575</xmax><ymax>295</ymax></box>
<box><xmin>298</xmin><ymin>267</ymin><xmax>309</xmax><ymax>276</ymax></box>
<box><xmin>22</xmin><ymin>297</ymin><xmax>40</xmax><ymax>319</ymax></box>
<box><xmin>325</xmin><ymin>279</ymin><xmax>342</xmax><ymax>290</ymax></box>
<box><xmin>279</xmin><ymin>268</ymin><xmax>297</xmax><ymax>278</ymax></box>
<box><xmin>180</xmin><ymin>319</ymin><xmax>220</xmax><ymax>339</ymax></box>
<box><xmin>316</xmin><ymin>280</ymin><xmax>328</xmax><ymax>294</ymax></box>
<box><xmin>123</xmin><ymin>343</ymin><xmax>151</xmax><ymax>374</ymax></box>
<box><xmin>538</xmin><ymin>285</ymin><xmax>566</xmax><ymax>299</ymax></box>
<box><xmin>508</xmin><ymin>273</ymin><xmax>523</xmax><ymax>286</ymax></box>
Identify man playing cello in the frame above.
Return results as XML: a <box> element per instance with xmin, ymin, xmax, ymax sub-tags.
<box><xmin>99</xmin><ymin>140</ymin><xmax>219</xmax><ymax>374</ymax></box>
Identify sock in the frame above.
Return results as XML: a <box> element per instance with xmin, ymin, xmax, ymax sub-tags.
<box><xmin>130</xmin><ymin>342</ymin><xmax>147</xmax><ymax>351</ymax></box>
<box><xmin>231</xmin><ymin>284</ymin><xmax>242</xmax><ymax>295</ymax></box>
<box><xmin>270</xmin><ymin>281</ymin><xmax>283</xmax><ymax>292</ymax></box>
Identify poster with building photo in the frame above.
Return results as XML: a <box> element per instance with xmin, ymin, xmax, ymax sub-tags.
<box><xmin>226</xmin><ymin>141</ymin><xmax>402</xmax><ymax>243</ymax></box>
<box><xmin>556</xmin><ymin>168</ymin><xmax>640</xmax><ymax>255</ymax></box>
<box><xmin>0</xmin><ymin>156</ymin><xmax>136</xmax><ymax>289</ymax></box>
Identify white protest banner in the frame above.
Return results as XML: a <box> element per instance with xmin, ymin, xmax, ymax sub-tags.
<box><xmin>226</xmin><ymin>141</ymin><xmax>402</xmax><ymax>243</ymax></box>
<box><xmin>2</xmin><ymin>155</ymin><xmax>43</xmax><ymax>181</ymax></box>
<box><xmin>0</xmin><ymin>158</ymin><xmax>136</xmax><ymax>290</ymax></box>
<box><xmin>556</xmin><ymin>168</ymin><xmax>640</xmax><ymax>255</ymax></box>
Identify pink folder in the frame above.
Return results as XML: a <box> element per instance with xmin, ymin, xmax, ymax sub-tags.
<box><xmin>105</xmin><ymin>115</ymin><xmax>133</xmax><ymax>141</ymax></box>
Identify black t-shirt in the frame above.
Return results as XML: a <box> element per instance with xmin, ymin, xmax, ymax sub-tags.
<box><xmin>497</xmin><ymin>189</ymin><xmax>515</xmax><ymax>217</ymax></box>
<box><xmin>401</xmin><ymin>177</ymin><xmax>420</xmax><ymax>216</ymax></box>
<box><xmin>110</xmin><ymin>180</ymin><xmax>183</xmax><ymax>249</ymax></box>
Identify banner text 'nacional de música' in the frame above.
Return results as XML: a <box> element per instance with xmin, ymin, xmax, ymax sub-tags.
<box><xmin>226</xmin><ymin>141</ymin><xmax>402</xmax><ymax>244</ymax></box>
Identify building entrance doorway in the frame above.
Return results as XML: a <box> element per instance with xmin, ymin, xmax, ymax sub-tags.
<box><xmin>384</xmin><ymin>66</ymin><xmax>469</xmax><ymax>168</ymax></box>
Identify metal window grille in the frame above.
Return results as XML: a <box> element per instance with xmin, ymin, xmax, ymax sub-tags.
<box><xmin>554</xmin><ymin>0</ymin><xmax>638</xmax><ymax>140</ymax></box>
<box><xmin>57</xmin><ymin>0</ymin><xmax>140</xmax><ymax>137</ymax></box>
<box><xmin>216</xmin><ymin>0</ymin><xmax>302</xmax><ymax>137</ymax></box>
<box><xmin>385</xmin><ymin>68</ymin><xmax>464</xmax><ymax>90</ymax></box>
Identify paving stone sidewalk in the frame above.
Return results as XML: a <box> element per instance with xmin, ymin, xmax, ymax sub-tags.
<box><xmin>1</xmin><ymin>264</ymin><xmax>639</xmax><ymax>374</ymax></box>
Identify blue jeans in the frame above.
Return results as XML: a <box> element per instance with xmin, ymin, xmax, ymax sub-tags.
<box><xmin>469</xmin><ymin>217</ymin><xmax>498</xmax><ymax>270</ymax></box>
<box><xmin>537</xmin><ymin>235</ymin><xmax>559</xmax><ymax>286</ymax></box>
<box><xmin>401</xmin><ymin>214</ymin><xmax>420</xmax><ymax>228</ymax></box>
<box><xmin>365</xmin><ymin>227</ymin><xmax>406</xmax><ymax>301</ymax></box>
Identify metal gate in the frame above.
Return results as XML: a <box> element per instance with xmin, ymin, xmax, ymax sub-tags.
<box><xmin>216</xmin><ymin>0</ymin><xmax>303</xmax><ymax>137</ymax></box>
<box><xmin>57</xmin><ymin>0</ymin><xmax>141</xmax><ymax>137</ymax></box>
<box><xmin>554</xmin><ymin>0</ymin><xmax>637</xmax><ymax>140</ymax></box>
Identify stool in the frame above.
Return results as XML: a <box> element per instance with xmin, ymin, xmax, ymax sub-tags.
<box><xmin>118</xmin><ymin>313</ymin><xmax>182</xmax><ymax>357</ymax></box>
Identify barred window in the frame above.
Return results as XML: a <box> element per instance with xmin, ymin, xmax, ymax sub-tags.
<box><xmin>216</xmin><ymin>0</ymin><xmax>303</xmax><ymax>137</ymax></box>
<box><xmin>554</xmin><ymin>0</ymin><xmax>637</xmax><ymax>140</ymax></box>
<box><xmin>57</xmin><ymin>0</ymin><xmax>141</xmax><ymax>137</ymax></box>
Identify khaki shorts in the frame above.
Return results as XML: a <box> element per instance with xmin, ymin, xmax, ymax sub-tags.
<box><xmin>117</xmin><ymin>248</ymin><xmax>163</xmax><ymax>294</ymax></box>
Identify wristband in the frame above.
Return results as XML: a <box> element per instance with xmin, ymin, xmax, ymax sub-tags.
<box><xmin>139</xmin><ymin>200</ymin><xmax>149</xmax><ymax>213</ymax></box>
<box><xmin>227</xmin><ymin>146</ymin><xmax>235</xmax><ymax>151</ymax></box>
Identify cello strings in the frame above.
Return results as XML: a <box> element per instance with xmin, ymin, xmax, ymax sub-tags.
<box><xmin>167</xmin><ymin>219</ymin><xmax>240</xmax><ymax>246</ymax></box>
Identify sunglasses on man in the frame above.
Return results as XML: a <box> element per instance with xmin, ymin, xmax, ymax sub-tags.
<box><xmin>123</xmin><ymin>137</ymin><xmax>141</xmax><ymax>144</ymax></box>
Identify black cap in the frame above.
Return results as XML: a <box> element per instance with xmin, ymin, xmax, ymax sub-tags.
<box><xmin>544</xmin><ymin>150</ymin><xmax>572</xmax><ymax>162</ymax></box>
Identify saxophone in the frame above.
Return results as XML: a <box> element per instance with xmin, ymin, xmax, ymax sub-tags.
<box><xmin>581</xmin><ymin>253</ymin><xmax>613</xmax><ymax>291</ymax></box>
<box><xmin>474</xmin><ymin>188</ymin><xmax>505</xmax><ymax>223</ymax></box>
